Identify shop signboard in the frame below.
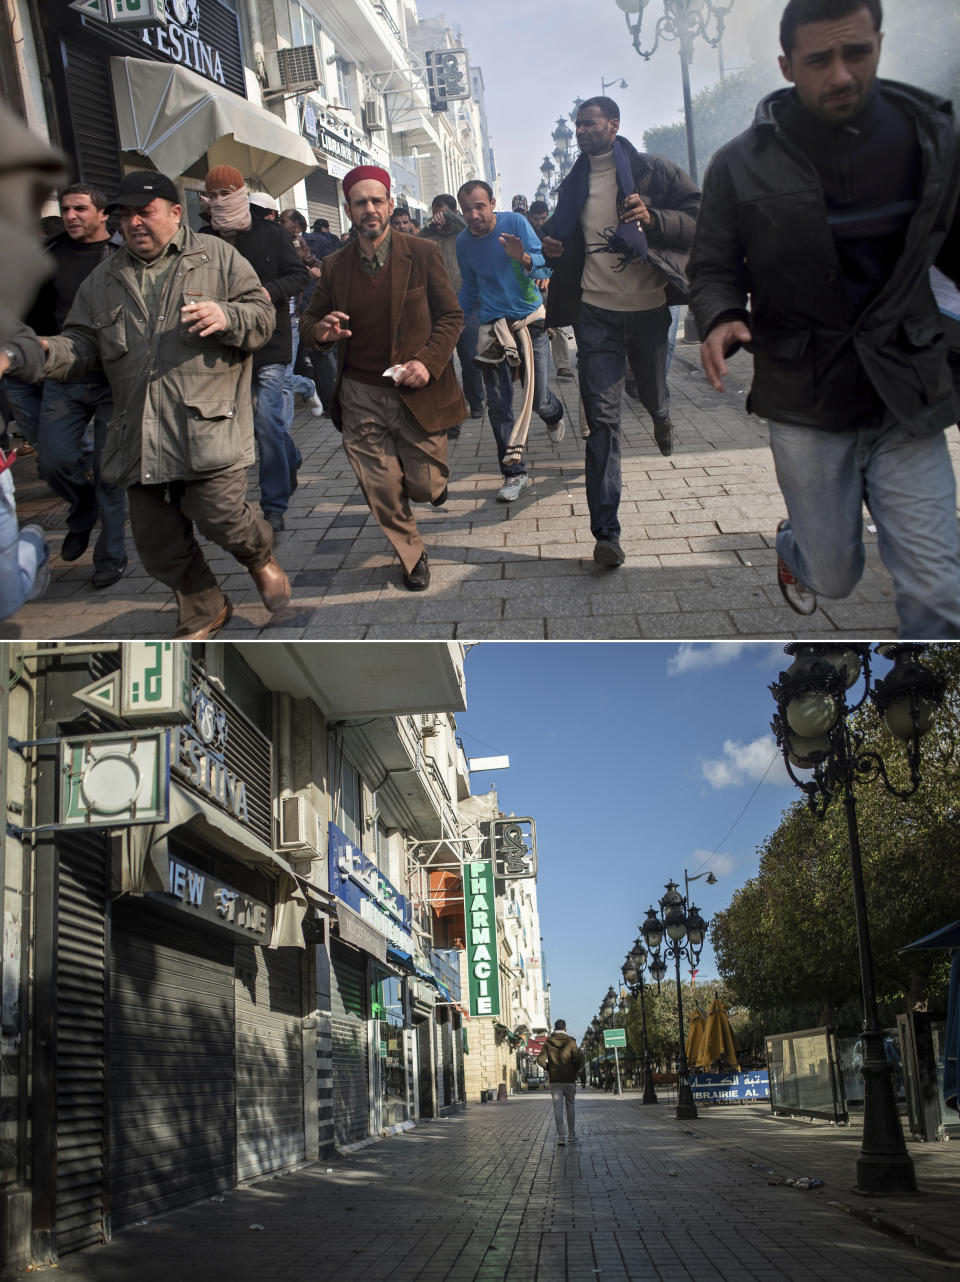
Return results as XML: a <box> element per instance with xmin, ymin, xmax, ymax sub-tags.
<box><xmin>106</xmin><ymin>0</ymin><xmax>169</xmax><ymax>27</ymax></box>
<box><xmin>122</xmin><ymin>641</ymin><xmax>191</xmax><ymax>721</ymax></box>
<box><xmin>60</xmin><ymin>730</ymin><xmax>169</xmax><ymax>827</ymax></box>
<box><xmin>328</xmin><ymin>823</ymin><xmax>412</xmax><ymax>952</ymax></box>
<box><xmin>424</xmin><ymin>49</ymin><xmax>470</xmax><ymax>112</ymax></box>
<box><xmin>484</xmin><ymin>817</ymin><xmax>537</xmax><ymax>879</ymax></box>
<box><xmin>463</xmin><ymin>858</ymin><xmax>499</xmax><ymax>1017</ymax></box>
<box><xmin>148</xmin><ymin>853</ymin><xmax>272</xmax><ymax>941</ymax></box>
<box><xmin>690</xmin><ymin>1071</ymin><xmax>770</xmax><ymax>1103</ymax></box>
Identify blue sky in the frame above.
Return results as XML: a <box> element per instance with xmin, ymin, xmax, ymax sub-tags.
<box><xmin>458</xmin><ymin>642</ymin><xmax>825</xmax><ymax>1038</ymax></box>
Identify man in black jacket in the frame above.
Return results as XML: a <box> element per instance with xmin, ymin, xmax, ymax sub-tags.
<box><xmin>542</xmin><ymin>98</ymin><xmax>699</xmax><ymax>569</ymax></box>
<box><xmin>201</xmin><ymin>165</ymin><xmax>309</xmax><ymax>532</ymax></box>
<box><xmin>690</xmin><ymin>0</ymin><xmax>960</xmax><ymax>637</ymax></box>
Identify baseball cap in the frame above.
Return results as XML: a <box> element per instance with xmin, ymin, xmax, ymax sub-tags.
<box><xmin>106</xmin><ymin>170</ymin><xmax>180</xmax><ymax>212</ymax></box>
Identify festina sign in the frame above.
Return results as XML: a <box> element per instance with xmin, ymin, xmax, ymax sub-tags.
<box><xmin>169</xmin><ymin>680</ymin><xmax>249</xmax><ymax>823</ymax></box>
<box><xmin>463</xmin><ymin>858</ymin><xmax>499</xmax><ymax>1017</ymax></box>
<box><xmin>139</xmin><ymin>0</ymin><xmax>227</xmax><ymax>86</ymax></box>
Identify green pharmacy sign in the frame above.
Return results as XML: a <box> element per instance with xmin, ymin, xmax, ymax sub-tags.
<box><xmin>464</xmin><ymin>859</ymin><xmax>499</xmax><ymax>1017</ymax></box>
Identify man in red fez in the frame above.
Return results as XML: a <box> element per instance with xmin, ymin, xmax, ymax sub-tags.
<box><xmin>300</xmin><ymin>165</ymin><xmax>466</xmax><ymax>591</ymax></box>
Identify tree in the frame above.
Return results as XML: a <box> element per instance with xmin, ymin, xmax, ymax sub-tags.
<box><xmin>711</xmin><ymin>644</ymin><xmax>960</xmax><ymax>1035</ymax></box>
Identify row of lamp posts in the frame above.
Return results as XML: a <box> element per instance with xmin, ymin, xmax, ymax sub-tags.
<box><xmin>585</xmin><ymin>642</ymin><xmax>947</xmax><ymax>1195</ymax></box>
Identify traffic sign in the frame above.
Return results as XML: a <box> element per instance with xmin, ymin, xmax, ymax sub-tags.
<box><xmin>604</xmin><ymin>1028</ymin><xmax>627</xmax><ymax>1048</ymax></box>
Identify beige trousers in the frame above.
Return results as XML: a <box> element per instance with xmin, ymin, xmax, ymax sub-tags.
<box><xmin>340</xmin><ymin>378</ymin><xmax>449</xmax><ymax>574</ymax></box>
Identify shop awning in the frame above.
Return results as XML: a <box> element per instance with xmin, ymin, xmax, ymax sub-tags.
<box><xmin>110</xmin><ymin>57</ymin><xmax>318</xmax><ymax>196</ymax></box>
<box><xmin>116</xmin><ymin>782</ymin><xmax>327</xmax><ymax>949</ymax></box>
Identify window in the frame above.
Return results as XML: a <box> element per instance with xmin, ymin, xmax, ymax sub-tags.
<box><xmin>289</xmin><ymin>0</ymin><xmax>322</xmax><ymax>48</ymax></box>
<box><xmin>328</xmin><ymin>734</ymin><xmax>362</xmax><ymax>847</ymax></box>
<box><xmin>335</xmin><ymin>58</ymin><xmax>353</xmax><ymax>112</ymax></box>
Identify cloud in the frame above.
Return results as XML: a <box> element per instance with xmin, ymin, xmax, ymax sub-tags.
<box><xmin>701</xmin><ymin>734</ymin><xmax>788</xmax><ymax>789</ymax></box>
<box><xmin>667</xmin><ymin>643</ymin><xmax>748</xmax><ymax>675</ymax></box>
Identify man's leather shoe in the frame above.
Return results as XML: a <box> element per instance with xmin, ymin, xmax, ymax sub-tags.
<box><xmin>175</xmin><ymin>598</ymin><xmax>233</xmax><ymax>640</ymax></box>
<box><xmin>91</xmin><ymin>557</ymin><xmax>128</xmax><ymax>589</ymax></box>
<box><xmin>402</xmin><ymin>554</ymin><xmax>430</xmax><ymax>591</ymax></box>
<box><xmin>61</xmin><ymin>528</ymin><xmax>91</xmax><ymax>562</ymax></box>
<box><xmin>251</xmin><ymin>556</ymin><xmax>291</xmax><ymax>612</ymax></box>
<box><xmin>653</xmin><ymin>415</ymin><xmax>674</xmax><ymax>457</ymax></box>
<box><xmin>431</xmin><ymin>486</ymin><xmax>449</xmax><ymax>507</ymax></box>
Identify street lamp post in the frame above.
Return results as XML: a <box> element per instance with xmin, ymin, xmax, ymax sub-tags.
<box><xmin>642</xmin><ymin>883</ymin><xmax>707</xmax><ymax>1119</ymax></box>
<box><xmin>600</xmin><ymin>986</ymin><xmax>623</xmax><ymax>1095</ymax></box>
<box><xmin>601</xmin><ymin>75</ymin><xmax>629</xmax><ymax>95</ymax></box>
<box><xmin>622</xmin><ymin>937</ymin><xmax>667</xmax><ymax>1104</ymax></box>
<box><xmin>614</xmin><ymin>0</ymin><xmax>734</xmax><ymax>185</ymax></box>
<box><xmin>770</xmin><ymin>643</ymin><xmax>948</xmax><ymax>1195</ymax></box>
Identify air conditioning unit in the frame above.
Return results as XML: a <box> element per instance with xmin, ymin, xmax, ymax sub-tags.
<box><xmin>364</xmin><ymin>97</ymin><xmax>385</xmax><ymax>131</ymax></box>
<box><xmin>270</xmin><ymin>44</ymin><xmax>323</xmax><ymax>93</ymax></box>
<box><xmin>277</xmin><ymin>794</ymin><xmax>321</xmax><ymax>852</ymax></box>
<box><xmin>420</xmin><ymin>713</ymin><xmax>440</xmax><ymax>737</ymax></box>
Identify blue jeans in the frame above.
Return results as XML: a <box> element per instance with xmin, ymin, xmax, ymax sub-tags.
<box><xmin>457</xmin><ymin>307</ymin><xmax>484</xmax><ymax>412</ymax></box>
<box><xmin>2</xmin><ymin>377</ymin><xmax>42</xmax><ymax>445</ymax></box>
<box><xmin>484</xmin><ymin>323</ymin><xmax>563</xmax><ymax>478</ymax></box>
<box><xmin>771</xmin><ymin>419</ymin><xmax>960</xmax><ymax>638</ymax></box>
<box><xmin>0</xmin><ymin>467</ymin><xmax>48</xmax><ymax>619</ymax></box>
<box><xmin>283</xmin><ymin>323</ymin><xmax>314</xmax><ymax>444</ymax></box>
<box><xmin>574</xmin><ymin>302</ymin><xmax>671</xmax><ymax>540</ymax></box>
<box><xmin>254</xmin><ymin>363</ymin><xmax>299</xmax><ymax>515</ymax></box>
<box><xmin>37</xmin><ymin>380</ymin><xmax>127</xmax><ymax>569</ymax></box>
<box><xmin>665</xmin><ymin>305</ymin><xmax>681</xmax><ymax>376</ymax></box>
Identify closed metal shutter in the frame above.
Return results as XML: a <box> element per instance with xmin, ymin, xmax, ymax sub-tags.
<box><xmin>235</xmin><ymin>945</ymin><xmax>305</xmax><ymax>1182</ymax></box>
<box><xmin>330</xmin><ymin>942</ymin><xmax>369</xmax><ymax>1145</ymax></box>
<box><xmin>55</xmin><ymin>832</ymin><xmax>109</xmax><ymax>1253</ymax></box>
<box><xmin>441</xmin><ymin>1015</ymin><xmax>454</xmax><ymax>1109</ymax></box>
<box><xmin>108</xmin><ymin>905</ymin><xmax>235</xmax><ymax>1228</ymax></box>
<box><xmin>305</xmin><ymin>171</ymin><xmax>343</xmax><ymax>236</ymax></box>
<box><xmin>416</xmin><ymin>1019</ymin><xmax>434</xmax><ymax>1118</ymax></box>
<box><xmin>60</xmin><ymin>36</ymin><xmax>123</xmax><ymax>193</ymax></box>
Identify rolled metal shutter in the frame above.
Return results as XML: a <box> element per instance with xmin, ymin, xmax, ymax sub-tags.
<box><xmin>108</xmin><ymin>905</ymin><xmax>235</xmax><ymax>1228</ymax></box>
<box><xmin>59</xmin><ymin>35</ymin><xmax>123</xmax><ymax>193</ymax></box>
<box><xmin>330</xmin><ymin>942</ymin><xmax>369</xmax><ymax>1145</ymax></box>
<box><xmin>305</xmin><ymin>171</ymin><xmax>343</xmax><ymax>236</ymax></box>
<box><xmin>55</xmin><ymin>831</ymin><xmax>109</xmax><ymax>1253</ymax></box>
<box><xmin>235</xmin><ymin>945</ymin><xmax>305</xmax><ymax>1182</ymax></box>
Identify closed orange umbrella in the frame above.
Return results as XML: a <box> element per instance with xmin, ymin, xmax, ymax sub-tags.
<box><xmin>698</xmin><ymin>994</ymin><xmax>741</xmax><ymax>1071</ymax></box>
<box><xmin>685</xmin><ymin>1008</ymin><xmax>705</xmax><ymax>1066</ymax></box>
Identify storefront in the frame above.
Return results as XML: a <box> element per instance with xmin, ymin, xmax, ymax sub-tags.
<box><xmin>36</xmin><ymin>650</ymin><xmax>322</xmax><ymax>1258</ymax></box>
<box><xmin>42</xmin><ymin>0</ymin><xmax>314</xmax><ymax>203</ymax></box>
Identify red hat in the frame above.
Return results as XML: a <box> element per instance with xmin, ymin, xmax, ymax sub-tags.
<box><xmin>342</xmin><ymin>165</ymin><xmax>391</xmax><ymax>199</ymax></box>
<box><xmin>204</xmin><ymin>164</ymin><xmax>245</xmax><ymax>192</ymax></box>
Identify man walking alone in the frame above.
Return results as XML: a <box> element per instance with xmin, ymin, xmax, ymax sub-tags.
<box><xmin>537</xmin><ymin>1019</ymin><xmax>584</xmax><ymax>1145</ymax></box>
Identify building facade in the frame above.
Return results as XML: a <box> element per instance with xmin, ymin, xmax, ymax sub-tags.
<box><xmin>0</xmin><ymin>641</ymin><xmax>497</xmax><ymax>1270</ymax></box>
<box><xmin>5</xmin><ymin>0</ymin><xmax>497</xmax><ymax>230</ymax></box>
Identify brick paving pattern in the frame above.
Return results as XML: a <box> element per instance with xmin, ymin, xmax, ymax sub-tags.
<box><xmin>5</xmin><ymin>345</ymin><xmax>960</xmax><ymax>641</ymax></box>
<box><xmin>24</xmin><ymin>1092</ymin><xmax>960</xmax><ymax>1281</ymax></box>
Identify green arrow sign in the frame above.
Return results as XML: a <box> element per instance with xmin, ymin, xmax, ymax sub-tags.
<box><xmin>603</xmin><ymin>1028</ymin><xmax>627</xmax><ymax>1048</ymax></box>
<box><xmin>72</xmin><ymin>671</ymin><xmax>122</xmax><ymax>719</ymax></box>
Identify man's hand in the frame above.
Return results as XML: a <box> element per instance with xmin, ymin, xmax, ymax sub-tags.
<box><xmin>308</xmin><ymin>265</ymin><xmax>323</xmax><ymax>279</ymax></box>
<box><xmin>395</xmin><ymin>359</ymin><xmax>430</xmax><ymax>389</ymax></box>
<box><xmin>0</xmin><ymin>351</ymin><xmax>9</xmax><ymax>380</ymax></box>
<box><xmin>621</xmin><ymin>193</ymin><xmax>653</xmax><ymax>227</ymax></box>
<box><xmin>430</xmin><ymin>210</ymin><xmax>446</xmax><ymax>229</ymax></box>
<box><xmin>498</xmin><ymin>233</ymin><xmax>529</xmax><ymax>268</ymax></box>
<box><xmin>314</xmin><ymin>311</ymin><xmax>352</xmax><ymax>343</ymax></box>
<box><xmin>541</xmin><ymin>235</ymin><xmax>564</xmax><ymax>260</ymax></box>
<box><xmin>700</xmin><ymin>320</ymin><xmax>752</xmax><ymax>392</ymax></box>
<box><xmin>181</xmin><ymin>300</ymin><xmax>229</xmax><ymax>337</ymax></box>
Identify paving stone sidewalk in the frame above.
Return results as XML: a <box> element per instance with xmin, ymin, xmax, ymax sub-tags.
<box><xmin>6</xmin><ymin>346</ymin><xmax>960</xmax><ymax>641</ymax></box>
<box><xmin>15</xmin><ymin>1092</ymin><xmax>960</xmax><ymax>1282</ymax></box>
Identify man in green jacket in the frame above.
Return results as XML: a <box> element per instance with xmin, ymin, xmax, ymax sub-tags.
<box><xmin>537</xmin><ymin>1019</ymin><xmax>584</xmax><ymax>1145</ymax></box>
<box><xmin>27</xmin><ymin>171</ymin><xmax>290</xmax><ymax>638</ymax></box>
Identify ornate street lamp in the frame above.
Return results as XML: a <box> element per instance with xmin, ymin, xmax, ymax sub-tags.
<box><xmin>615</xmin><ymin>0</ymin><xmax>734</xmax><ymax>184</ymax></box>
<box><xmin>642</xmin><ymin>883</ymin><xmax>707</xmax><ymax>1119</ymax></box>
<box><xmin>770</xmin><ymin>643</ymin><xmax>948</xmax><ymax>1195</ymax></box>
<box><xmin>600</xmin><ymin>985</ymin><xmax>623</xmax><ymax>1095</ymax></box>
<box><xmin>601</xmin><ymin>75</ymin><xmax>629</xmax><ymax>94</ymax></box>
<box><xmin>621</xmin><ymin>937</ymin><xmax>663</xmax><ymax>1104</ymax></box>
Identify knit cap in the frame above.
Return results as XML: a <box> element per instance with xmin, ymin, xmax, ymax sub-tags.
<box><xmin>204</xmin><ymin>164</ymin><xmax>245</xmax><ymax>191</ymax></box>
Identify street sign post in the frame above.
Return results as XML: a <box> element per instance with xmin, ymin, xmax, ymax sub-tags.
<box><xmin>603</xmin><ymin>1027</ymin><xmax>626</xmax><ymax>1096</ymax></box>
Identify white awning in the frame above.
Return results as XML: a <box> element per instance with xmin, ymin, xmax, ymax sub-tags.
<box><xmin>110</xmin><ymin>56</ymin><xmax>317</xmax><ymax>196</ymax></box>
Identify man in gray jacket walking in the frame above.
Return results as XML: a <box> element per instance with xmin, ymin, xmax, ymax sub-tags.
<box><xmin>537</xmin><ymin>1019</ymin><xmax>584</xmax><ymax>1145</ymax></box>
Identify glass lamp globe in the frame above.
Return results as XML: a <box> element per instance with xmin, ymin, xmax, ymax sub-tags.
<box><xmin>642</xmin><ymin>908</ymin><xmax>662</xmax><ymax>950</ymax></box>
<box><xmin>785</xmin><ymin>688</ymin><xmax>839</xmax><ymax>738</ymax></box>
<box><xmin>786</xmin><ymin>731</ymin><xmax>832</xmax><ymax>768</ymax></box>
<box><xmin>883</xmin><ymin>693</ymin><xmax>935</xmax><ymax>740</ymax></box>
<box><xmin>615</xmin><ymin>0</ymin><xmax>643</xmax><ymax>11</ymax></box>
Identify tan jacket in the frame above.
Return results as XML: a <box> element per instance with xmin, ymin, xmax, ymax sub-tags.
<box><xmin>43</xmin><ymin>227</ymin><xmax>275</xmax><ymax>487</ymax></box>
<box><xmin>300</xmin><ymin>232</ymin><xmax>466</xmax><ymax>435</ymax></box>
<box><xmin>537</xmin><ymin>1032</ymin><xmax>584</xmax><ymax>1084</ymax></box>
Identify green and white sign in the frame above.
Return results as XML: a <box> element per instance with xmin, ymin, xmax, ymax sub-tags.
<box><xmin>122</xmin><ymin>642</ymin><xmax>191</xmax><ymax>722</ymax></box>
<box><xmin>603</xmin><ymin>1028</ymin><xmax>627</xmax><ymax>1048</ymax></box>
<box><xmin>464</xmin><ymin>859</ymin><xmax>499</xmax><ymax>1017</ymax></box>
<box><xmin>60</xmin><ymin>730</ymin><xmax>169</xmax><ymax>827</ymax></box>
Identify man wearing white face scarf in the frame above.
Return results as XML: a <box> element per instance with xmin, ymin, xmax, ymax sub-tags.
<box><xmin>200</xmin><ymin>165</ymin><xmax>309</xmax><ymax>532</ymax></box>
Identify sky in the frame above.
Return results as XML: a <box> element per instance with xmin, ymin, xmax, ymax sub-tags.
<box><xmin>421</xmin><ymin>0</ymin><xmax>784</xmax><ymax>200</ymax></box>
<box><xmin>456</xmin><ymin>642</ymin><xmax>894</xmax><ymax>1041</ymax></box>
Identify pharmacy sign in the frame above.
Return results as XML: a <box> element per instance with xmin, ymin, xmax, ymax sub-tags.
<box><xmin>464</xmin><ymin>858</ymin><xmax>499</xmax><ymax>1017</ymax></box>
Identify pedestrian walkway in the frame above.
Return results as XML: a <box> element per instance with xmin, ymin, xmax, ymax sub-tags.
<box><xmin>6</xmin><ymin>348</ymin><xmax>960</xmax><ymax>640</ymax></box>
<box><xmin>17</xmin><ymin>1092</ymin><xmax>960</xmax><ymax>1282</ymax></box>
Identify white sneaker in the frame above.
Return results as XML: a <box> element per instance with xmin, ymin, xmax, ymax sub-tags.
<box><xmin>305</xmin><ymin>393</ymin><xmax>324</xmax><ymax>418</ymax></box>
<box><xmin>546</xmin><ymin>417</ymin><xmax>565</xmax><ymax>444</ymax></box>
<box><xmin>556</xmin><ymin>1136</ymin><xmax>566</xmax><ymax>1146</ymax></box>
<box><xmin>496</xmin><ymin>474</ymin><xmax>531</xmax><ymax>502</ymax></box>
<box><xmin>21</xmin><ymin>526</ymin><xmax>51</xmax><ymax>601</ymax></box>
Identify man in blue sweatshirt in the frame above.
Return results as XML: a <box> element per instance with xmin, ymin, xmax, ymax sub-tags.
<box><xmin>457</xmin><ymin>181</ymin><xmax>564</xmax><ymax>502</ymax></box>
